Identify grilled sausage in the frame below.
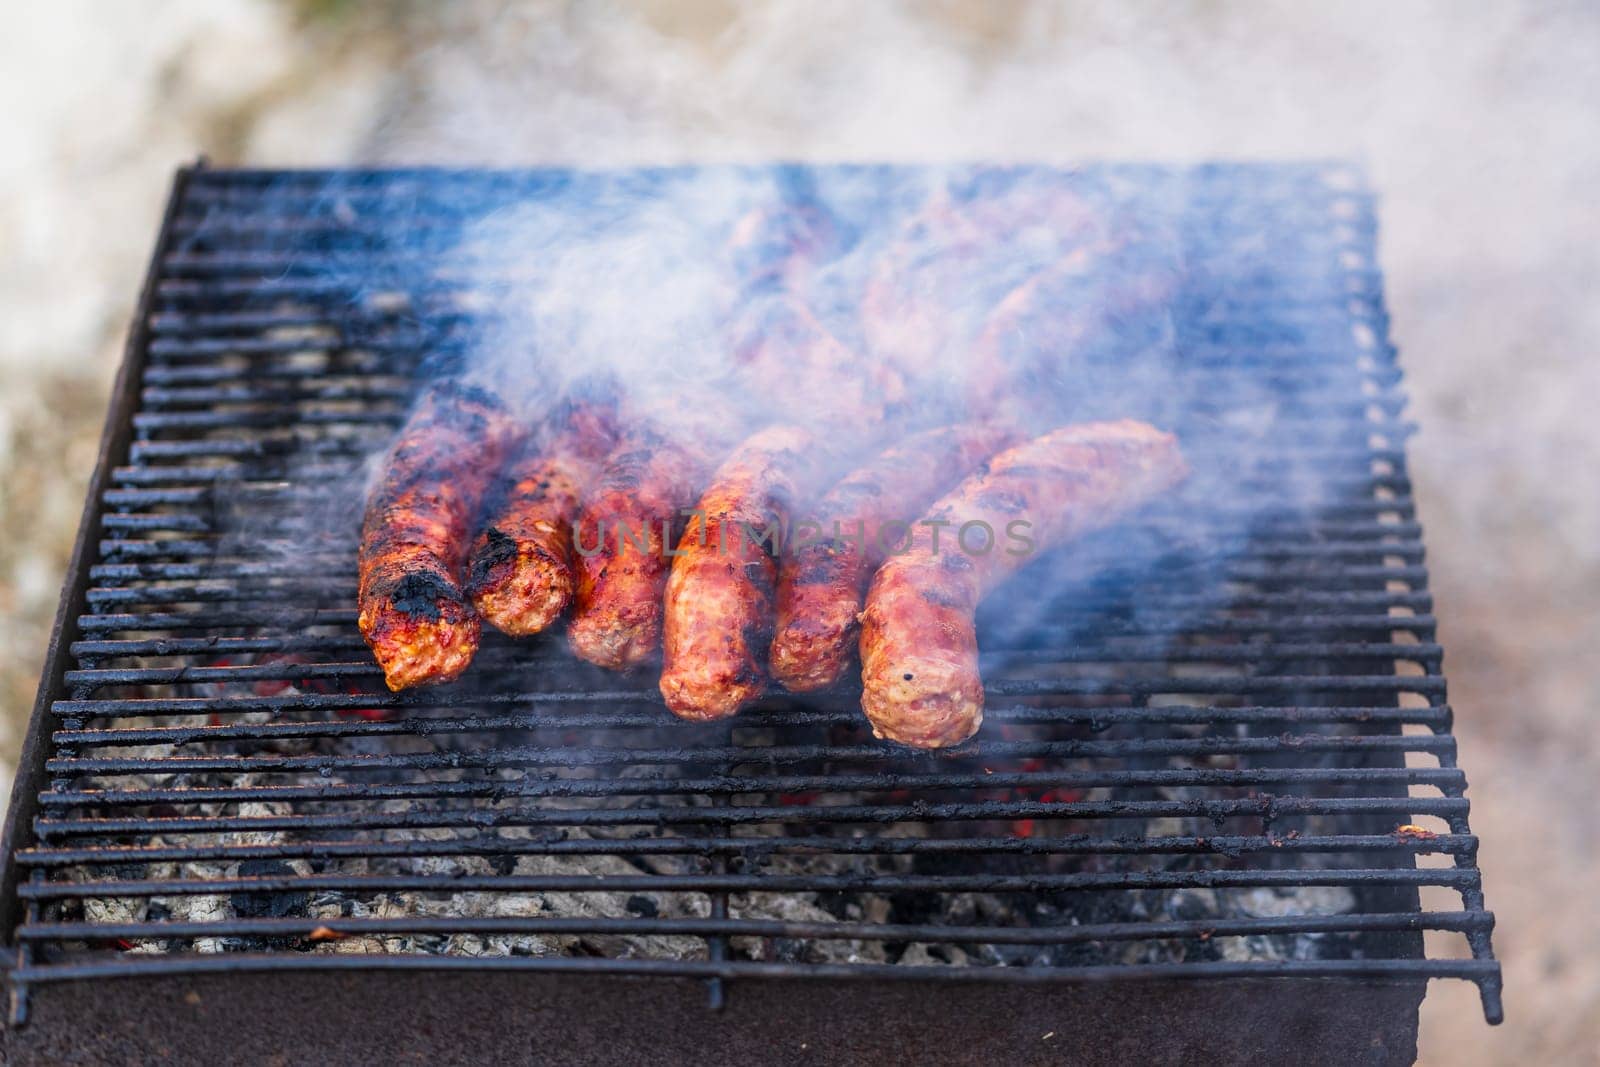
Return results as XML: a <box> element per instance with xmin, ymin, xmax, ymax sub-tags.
<box><xmin>660</xmin><ymin>425</ymin><xmax>829</xmax><ymax>720</ymax></box>
<box><xmin>969</xmin><ymin>225</ymin><xmax>1179</xmax><ymax>425</ymax></box>
<box><xmin>724</xmin><ymin>195</ymin><xmax>838</xmax><ymax>307</ymax></box>
<box><xmin>358</xmin><ymin>382</ymin><xmax>523</xmax><ymax>690</ymax></box>
<box><xmin>861</xmin><ymin>181</ymin><xmax>1101</xmax><ymax>402</ymax></box>
<box><xmin>566</xmin><ymin>425</ymin><xmax>716</xmax><ymax>670</ymax></box>
<box><xmin>769</xmin><ymin>424</ymin><xmax>1019</xmax><ymax>692</ymax></box>
<box><xmin>726</xmin><ymin>187</ymin><xmax>905</xmax><ymax>434</ymax></box>
<box><xmin>968</xmin><ymin>243</ymin><xmax>1101</xmax><ymax>418</ymax></box>
<box><xmin>859</xmin><ymin>421</ymin><xmax>1188</xmax><ymax>748</ymax></box>
<box><xmin>464</xmin><ymin>400</ymin><xmax>618</xmax><ymax>637</ymax></box>
<box><xmin>732</xmin><ymin>295</ymin><xmax>905</xmax><ymax>433</ymax></box>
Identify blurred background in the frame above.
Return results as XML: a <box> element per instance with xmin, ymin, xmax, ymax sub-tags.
<box><xmin>0</xmin><ymin>1</ymin><xmax>1593</xmax><ymax>1061</ymax></box>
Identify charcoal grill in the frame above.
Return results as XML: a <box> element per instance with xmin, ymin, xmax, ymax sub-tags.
<box><xmin>0</xmin><ymin>162</ymin><xmax>1500</xmax><ymax>1065</ymax></box>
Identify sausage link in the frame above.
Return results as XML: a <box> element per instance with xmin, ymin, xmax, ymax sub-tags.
<box><xmin>358</xmin><ymin>382</ymin><xmax>523</xmax><ymax>690</ymax></box>
<box><xmin>724</xmin><ymin>195</ymin><xmax>837</xmax><ymax>307</ymax></box>
<box><xmin>769</xmin><ymin>424</ymin><xmax>1018</xmax><ymax>692</ymax></box>
<box><xmin>733</xmin><ymin>296</ymin><xmax>905</xmax><ymax>434</ymax></box>
<box><xmin>465</xmin><ymin>401</ymin><xmax>617</xmax><ymax>637</ymax></box>
<box><xmin>861</xmin><ymin>181</ymin><xmax>1101</xmax><ymax>395</ymax></box>
<box><xmin>660</xmin><ymin>426</ymin><xmax>828</xmax><ymax>720</ymax></box>
<box><xmin>859</xmin><ymin>420</ymin><xmax>1188</xmax><ymax>748</ymax></box>
<box><xmin>566</xmin><ymin>428</ymin><xmax>712</xmax><ymax>669</ymax></box>
<box><xmin>969</xmin><ymin>226</ymin><xmax>1178</xmax><ymax>425</ymax></box>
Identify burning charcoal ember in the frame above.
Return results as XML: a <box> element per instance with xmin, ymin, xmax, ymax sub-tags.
<box><xmin>178</xmin><ymin>895</ymin><xmax>233</xmax><ymax>956</ymax></box>
<box><xmin>231</xmin><ymin>860</ymin><xmax>312</xmax><ymax>920</ymax></box>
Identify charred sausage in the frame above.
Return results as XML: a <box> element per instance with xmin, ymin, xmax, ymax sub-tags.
<box><xmin>358</xmin><ymin>382</ymin><xmax>523</xmax><ymax>690</ymax></box>
<box><xmin>566</xmin><ymin>424</ymin><xmax>717</xmax><ymax>670</ymax></box>
<box><xmin>861</xmin><ymin>180</ymin><xmax>1101</xmax><ymax>406</ymax></box>
<box><xmin>859</xmin><ymin>420</ymin><xmax>1188</xmax><ymax>748</ymax></box>
<box><xmin>968</xmin><ymin>224</ymin><xmax>1179</xmax><ymax>425</ymax></box>
<box><xmin>660</xmin><ymin>425</ymin><xmax>828</xmax><ymax>720</ymax></box>
<box><xmin>465</xmin><ymin>400</ymin><xmax>618</xmax><ymax>636</ymax></box>
<box><xmin>769</xmin><ymin>423</ymin><xmax>1018</xmax><ymax>692</ymax></box>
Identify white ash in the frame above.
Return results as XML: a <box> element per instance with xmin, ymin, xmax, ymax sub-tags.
<box><xmin>47</xmin><ymin>666</ymin><xmax>1372</xmax><ymax>970</ymax></box>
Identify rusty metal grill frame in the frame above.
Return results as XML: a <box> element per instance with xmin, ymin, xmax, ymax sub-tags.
<box><xmin>0</xmin><ymin>161</ymin><xmax>1500</xmax><ymax>1063</ymax></box>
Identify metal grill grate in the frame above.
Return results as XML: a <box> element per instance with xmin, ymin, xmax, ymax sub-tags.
<box><xmin>0</xmin><ymin>163</ymin><xmax>1501</xmax><ymax>1032</ymax></box>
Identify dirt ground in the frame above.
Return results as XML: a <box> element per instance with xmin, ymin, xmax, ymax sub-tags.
<box><xmin>1</xmin><ymin>3</ymin><xmax>1594</xmax><ymax>1061</ymax></box>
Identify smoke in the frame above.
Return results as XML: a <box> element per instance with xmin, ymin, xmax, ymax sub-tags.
<box><xmin>267</xmin><ymin>154</ymin><xmax>1354</xmax><ymax>683</ymax></box>
<box><xmin>212</xmin><ymin>0</ymin><xmax>1578</xmax><ymax>653</ymax></box>
<box><xmin>153</xmin><ymin>5</ymin><xmax>1594</xmax><ymax>1056</ymax></box>
<box><xmin>447</xmin><ymin>171</ymin><xmax>750</xmax><ymax>419</ymax></box>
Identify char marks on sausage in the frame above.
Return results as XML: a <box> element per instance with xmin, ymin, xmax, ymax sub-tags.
<box><xmin>358</xmin><ymin>382</ymin><xmax>523</xmax><ymax>691</ymax></box>
<box><xmin>859</xmin><ymin>420</ymin><xmax>1188</xmax><ymax>748</ymax></box>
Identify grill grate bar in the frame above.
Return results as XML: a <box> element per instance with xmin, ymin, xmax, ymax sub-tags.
<box><xmin>64</xmin><ymin>637</ymin><xmax>1440</xmax><ymax>669</ymax></box>
<box><xmin>72</xmin><ymin>611</ymin><xmax>1437</xmax><ymax>642</ymax></box>
<box><xmin>9</xmin><ymin>954</ymin><xmax>1504</xmax><ymax>991</ymax></box>
<box><xmin>45</xmin><ymin>701</ymin><xmax>1455</xmax><ymax>742</ymax></box>
<box><xmin>49</xmin><ymin>679</ymin><xmax>1447</xmax><ymax>726</ymax></box>
<box><xmin>18</xmin><ymin>833</ymin><xmax>1477</xmax><ymax>869</ymax></box>
<box><xmin>59</xmin><ymin>643</ymin><xmax>1441</xmax><ymax>691</ymax></box>
<box><xmin>75</xmin><ymin>566</ymin><xmax>1432</xmax><ymax>607</ymax></box>
<box><xmin>30</xmin><ymin>795</ymin><xmax>1468</xmax><ymax>838</ymax></box>
<box><xmin>143</xmin><ymin>299</ymin><xmax>1395</xmax><ymax>340</ymax></box>
<box><xmin>17</xmin><ymin>910</ymin><xmax>1490</xmax><ymax>946</ymax></box>
<box><xmin>17</xmin><ymin>867</ymin><xmax>1481</xmax><ymax>901</ymax></box>
<box><xmin>32</xmin><ymin>766</ymin><xmax>1464</xmax><ymax>810</ymax></box>
<box><xmin>43</xmin><ymin>735</ymin><xmax>1459</xmax><ymax>778</ymax></box>
<box><xmin>51</xmin><ymin>701</ymin><xmax>1447</xmax><ymax>735</ymax></box>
